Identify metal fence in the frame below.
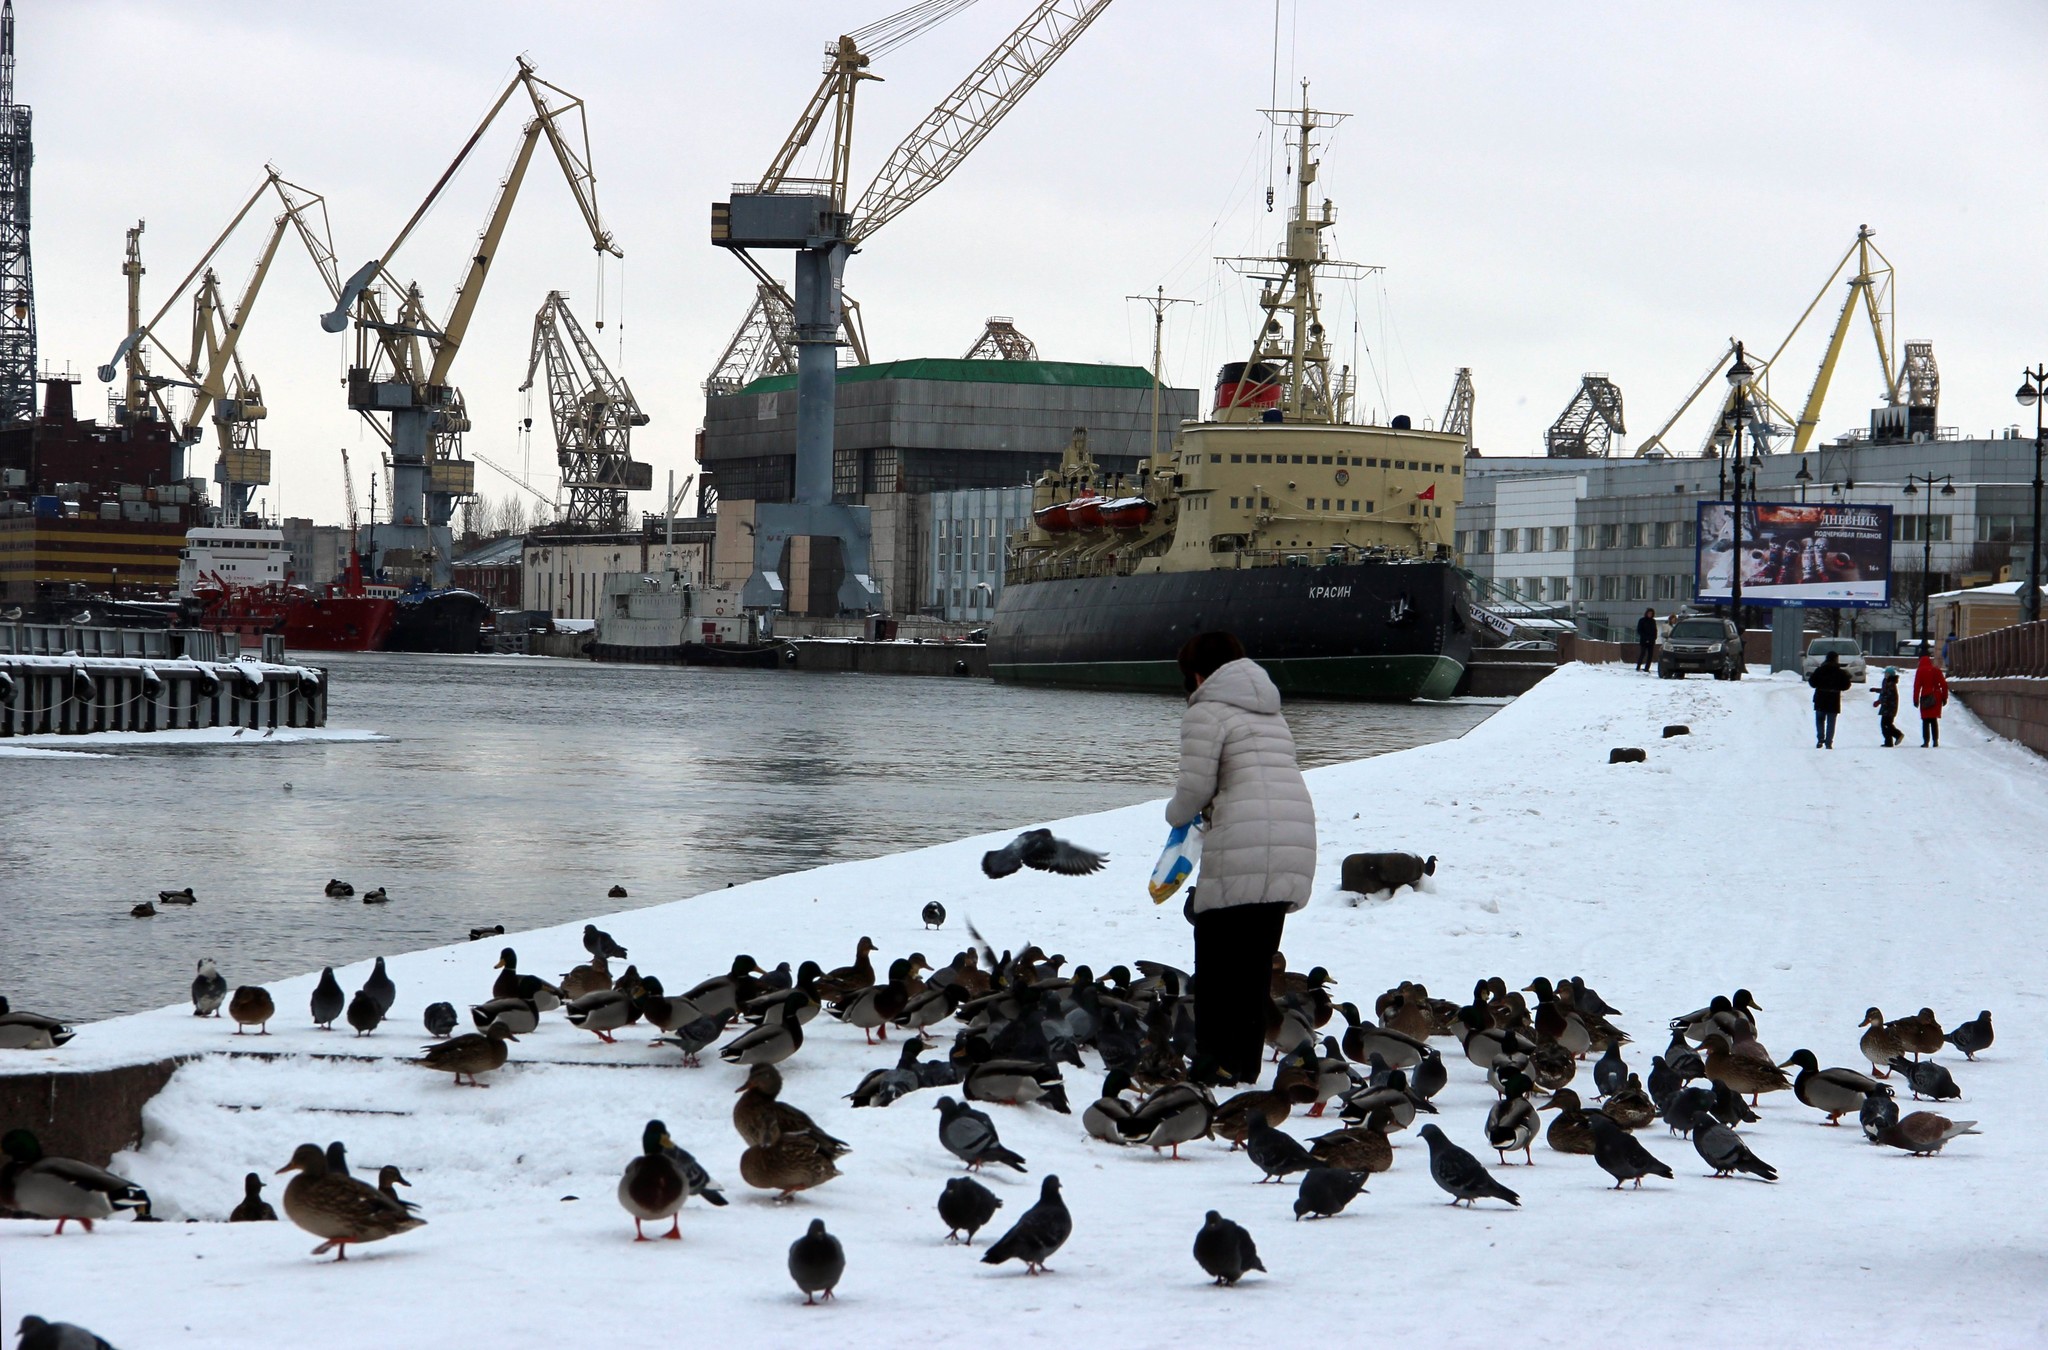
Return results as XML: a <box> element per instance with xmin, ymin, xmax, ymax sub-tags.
<box><xmin>1947</xmin><ymin>620</ymin><xmax>2048</xmax><ymax>679</ymax></box>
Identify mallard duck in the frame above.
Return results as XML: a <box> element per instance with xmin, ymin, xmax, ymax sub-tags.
<box><xmin>1778</xmin><ymin>1048</ymin><xmax>1884</xmax><ymax>1124</ymax></box>
<box><xmin>1892</xmin><ymin>1007</ymin><xmax>1945</xmax><ymax>1058</ymax></box>
<box><xmin>1081</xmin><ymin>1068</ymin><xmax>1135</xmax><ymax>1143</ymax></box>
<box><xmin>1858</xmin><ymin>1008</ymin><xmax>1910</xmax><ymax>1075</ymax></box>
<box><xmin>1553</xmin><ymin>979</ymin><xmax>1630</xmax><ymax>1050</ymax></box>
<box><xmin>1340</xmin><ymin>1068</ymin><xmax>1433</xmax><ymax>1133</ymax></box>
<box><xmin>1114</xmin><ymin>1081</ymin><xmax>1214</xmax><ymax>1157</ymax></box>
<box><xmin>1525</xmin><ymin>978</ymin><xmax>1592</xmax><ymax>1057</ymax></box>
<box><xmin>1303</xmin><ymin>1037</ymin><xmax>1358</xmax><ymax>1117</ymax></box>
<box><xmin>1672</xmin><ymin>989</ymin><xmax>1761</xmax><ymax>1045</ymax></box>
<box><xmin>0</xmin><ymin>1129</ymin><xmax>149</xmax><ymax>1233</ymax></box>
<box><xmin>1308</xmin><ymin>1115</ymin><xmax>1394</xmax><ymax>1173</ymax></box>
<box><xmin>1335</xmin><ymin>1002</ymin><xmax>1426</xmax><ymax>1070</ymax></box>
<box><xmin>1486</xmin><ymin>1072</ymin><xmax>1540</xmax><ymax>1165</ymax></box>
<box><xmin>228</xmin><ymin>985</ymin><xmax>274</xmax><ymax>1035</ymax></box>
<box><xmin>565</xmin><ymin>986</ymin><xmax>640</xmax><ymax>1044</ymax></box>
<box><xmin>1529</xmin><ymin>1040</ymin><xmax>1577</xmax><ymax>1092</ymax></box>
<box><xmin>1543</xmin><ymin>1088</ymin><xmax>1597</xmax><ymax>1155</ymax></box>
<box><xmin>1264</xmin><ymin>995</ymin><xmax>1318</xmax><ymax>1058</ymax></box>
<box><xmin>190</xmin><ymin>958</ymin><xmax>227</xmax><ymax>1018</ymax></box>
<box><xmin>469</xmin><ymin>996</ymin><xmax>539</xmax><ymax>1035</ymax></box>
<box><xmin>413</xmin><ymin>1021</ymin><xmax>516</xmax><ymax>1086</ymax></box>
<box><xmin>963</xmin><ymin>1053</ymin><xmax>1070</xmax><ymax>1112</ymax></box>
<box><xmin>158</xmin><ymin>887</ymin><xmax>196</xmax><ymax>905</ymax></box>
<box><xmin>738</xmin><ymin>1121</ymin><xmax>841</xmax><ymax>1200</ymax></box>
<box><xmin>1213</xmin><ymin>1087</ymin><xmax>1295</xmax><ymax>1148</ymax></box>
<box><xmin>361</xmin><ymin>887</ymin><xmax>389</xmax><ymax>905</ymax></box>
<box><xmin>734</xmin><ymin>1063</ymin><xmax>851</xmax><ymax>1155</ymax></box>
<box><xmin>561</xmin><ymin>954</ymin><xmax>612</xmax><ymax>1002</ymax></box>
<box><xmin>129</xmin><ymin>901</ymin><xmax>156</xmax><ymax>918</ymax></box>
<box><xmin>0</xmin><ymin>997</ymin><xmax>74</xmax><ymax>1049</ymax></box>
<box><xmin>814</xmin><ymin>938</ymin><xmax>878</xmax><ymax>1004</ymax></box>
<box><xmin>376</xmin><ymin>1166</ymin><xmax>417</xmax><ymax>1212</ymax></box>
<box><xmin>1455</xmin><ymin>1004</ymin><xmax>1536</xmax><ymax>1070</ymax></box>
<box><xmin>1377</xmin><ymin>986</ymin><xmax>1439</xmax><ymax>1043</ymax></box>
<box><xmin>744</xmin><ymin>961</ymin><xmax>824</xmax><ymax>1027</ymax></box>
<box><xmin>324</xmin><ymin>879</ymin><xmax>354</xmax><ymax>897</ymax></box>
<box><xmin>930</xmin><ymin>949</ymin><xmax>990</xmax><ymax>998</ymax></box>
<box><xmin>686</xmin><ymin>954</ymin><xmax>767</xmax><ymax>1020</ymax></box>
<box><xmin>229</xmin><ymin>1170</ymin><xmax>277</xmax><ymax>1221</ymax></box>
<box><xmin>277</xmin><ymin>1142</ymin><xmax>425</xmax><ymax>1259</ymax></box>
<box><xmin>619</xmin><ymin>1119</ymin><xmax>687</xmax><ymax>1240</ymax></box>
<box><xmin>720</xmin><ymin>1013</ymin><xmax>802</xmax><ymax>1067</ymax></box>
<box><xmin>850</xmin><ymin>1040</ymin><xmax>931</xmax><ymax>1110</ymax></box>
<box><xmin>894</xmin><ymin>981</ymin><xmax>966</xmax><ymax>1039</ymax></box>
<box><xmin>832</xmin><ymin>958</ymin><xmax>913</xmax><ymax>1044</ymax></box>
<box><xmin>1701</xmin><ymin>1032</ymin><xmax>1791</xmax><ymax>1106</ymax></box>
<box><xmin>1601</xmin><ymin>1074</ymin><xmax>1657</xmax><ymax>1130</ymax></box>
<box><xmin>490</xmin><ymin>949</ymin><xmax>562</xmax><ymax>1010</ymax></box>
<box><xmin>633</xmin><ymin>977</ymin><xmax>703</xmax><ymax>1037</ymax></box>
<box><xmin>608</xmin><ymin>884</ymin><xmax>630</xmax><ymax>899</ymax></box>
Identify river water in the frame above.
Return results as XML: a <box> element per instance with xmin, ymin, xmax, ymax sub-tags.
<box><xmin>0</xmin><ymin>655</ymin><xmax>1498</xmax><ymax>1022</ymax></box>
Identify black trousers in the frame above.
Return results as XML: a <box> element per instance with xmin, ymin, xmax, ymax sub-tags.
<box><xmin>1637</xmin><ymin>640</ymin><xmax>1654</xmax><ymax>670</ymax></box>
<box><xmin>1922</xmin><ymin>716</ymin><xmax>1940</xmax><ymax>747</ymax></box>
<box><xmin>1193</xmin><ymin>901</ymin><xmax>1288</xmax><ymax>1084</ymax></box>
<box><xmin>1880</xmin><ymin>713</ymin><xmax>1901</xmax><ymax>745</ymax></box>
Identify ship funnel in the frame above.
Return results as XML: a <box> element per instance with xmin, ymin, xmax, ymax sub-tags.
<box><xmin>1214</xmin><ymin>362</ymin><xmax>1280</xmax><ymax>414</ymax></box>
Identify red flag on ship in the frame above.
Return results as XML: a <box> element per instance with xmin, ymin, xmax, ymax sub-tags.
<box><xmin>1417</xmin><ymin>484</ymin><xmax>1437</xmax><ymax>501</ymax></box>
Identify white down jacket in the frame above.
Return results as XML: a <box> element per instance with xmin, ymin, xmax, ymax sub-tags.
<box><xmin>1163</xmin><ymin>657</ymin><xmax>1316</xmax><ymax>914</ymax></box>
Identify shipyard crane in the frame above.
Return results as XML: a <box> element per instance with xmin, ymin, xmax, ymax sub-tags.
<box><xmin>319</xmin><ymin>57</ymin><xmax>618</xmax><ymax>586</ymax></box>
<box><xmin>1441</xmin><ymin>367</ymin><xmax>1474</xmax><ymax>448</ymax></box>
<box><xmin>94</xmin><ymin>167</ymin><xmax>342</xmax><ymax>522</ymax></box>
<box><xmin>1637</xmin><ymin>226</ymin><xmax>1924</xmax><ymax>459</ymax></box>
<box><xmin>704</xmin><ymin>0</ymin><xmax>1114</xmax><ymax>395</ymax></box>
<box><xmin>1545</xmin><ymin>374</ymin><xmax>1625</xmax><ymax>458</ymax></box>
<box><xmin>963</xmin><ymin>315</ymin><xmax>1038</xmax><ymax>360</ymax></box>
<box><xmin>519</xmin><ymin>291</ymin><xmax>650</xmax><ymax>531</ymax></box>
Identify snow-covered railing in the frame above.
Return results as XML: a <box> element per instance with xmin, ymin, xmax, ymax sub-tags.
<box><xmin>1949</xmin><ymin>619</ymin><xmax>2048</xmax><ymax>679</ymax></box>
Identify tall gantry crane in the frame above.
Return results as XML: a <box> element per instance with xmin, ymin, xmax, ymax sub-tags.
<box><xmin>95</xmin><ymin>167</ymin><xmax>341</xmax><ymax>522</ymax></box>
<box><xmin>1441</xmin><ymin>367</ymin><xmax>1474</xmax><ymax>449</ymax></box>
<box><xmin>705</xmin><ymin>0</ymin><xmax>1114</xmax><ymax>396</ymax></box>
<box><xmin>520</xmin><ymin>290</ymin><xmax>651</xmax><ymax>531</ymax></box>
<box><xmin>1545</xmin><ymin>374</ymin><xmax>1625</xmax><ymax>458</ymax></box>
<box><xmin>0</xmin><ymin>0</ymin><xmax>34</xmax><ymax>426</ymax></box>
<box><xmin>320</xmin><ymin>57</ymin><xmax>618</xmax><ymax>585</ymax></box>
<box><xmin>963</xmin><ymin>315</ymin><xmax>1038</xmax><ymax>360</ymax></box>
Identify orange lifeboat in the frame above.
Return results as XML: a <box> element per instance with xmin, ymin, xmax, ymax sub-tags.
<box><xmin>1098</xmin><ymin>497</ymin><xmax>1154</xmax><ymax>530</ymax></box>
<box><xmin>1068</xmin><ymin>496</ymin><xmax>1106</xmax><ymax>529</ymax></box>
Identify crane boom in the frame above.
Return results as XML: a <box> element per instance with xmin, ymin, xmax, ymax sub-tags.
<box><xmin>519</xmin><ymin>291</ymin><xmax>650</xmax><ymax>530</ymax></box>
<box><xmin>848</xmin><ymin>0</ymin><xmax>1113</xmax><ymax>244</ymax></box>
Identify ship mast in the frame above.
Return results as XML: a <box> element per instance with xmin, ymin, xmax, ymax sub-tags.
<box><xmin>1220</xmin><ymin>82</ymin><xmax>1376</xmax><ymax>426</ymax></box>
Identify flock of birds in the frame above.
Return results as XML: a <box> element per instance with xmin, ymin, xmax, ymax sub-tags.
<box><xmin>121</xmin><ymin>879</ymin><xmax>631</xmax><ymax>922</ymax></box>
<box><xmin>0</xmin><ymin>829</ymin><xmax>2002</xmax><ymax>1320</ymax></box>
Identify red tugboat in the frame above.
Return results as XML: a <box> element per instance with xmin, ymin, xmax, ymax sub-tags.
<box><xmin>180</xmin><ymin>527</ymin><xmax>399</xmax><ymax>652</ymax></box>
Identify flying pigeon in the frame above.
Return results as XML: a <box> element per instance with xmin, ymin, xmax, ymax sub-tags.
<box><xmin>981</xmin><ymin>829</ymin><xmax>1107</xmax><ymax>879</ymax></box>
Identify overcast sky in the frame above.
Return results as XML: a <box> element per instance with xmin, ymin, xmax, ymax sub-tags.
<box><xmin>23</xmin><ymin>1</ymin><xmax>2045</xmax><ymax>526</ymax></box>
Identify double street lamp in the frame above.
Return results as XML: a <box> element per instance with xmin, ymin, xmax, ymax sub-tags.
<box><xmin>2018</xmin><ymin>365</ymin><xmax>2046</xmax><ymax>625</ymax></box>
<box><xmin>1903</xmin><ymin>472</ymin><xmax>1955</xmax><ymax>643</ymax></box>
<box><xmin>1722</xmin><ymin>343</ymin><xmax>1760</xmax><ymax>629</ymax></box>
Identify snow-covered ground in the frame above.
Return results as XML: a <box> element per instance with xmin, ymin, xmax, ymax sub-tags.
<box><xmin>6</xmin><ymin>665</ymin><xmax>2045</xmax><ymax>1346</ymax></box>
<box><xmin>5</xmin><ymin>726</ymin><xmax>386</xmax><ymax>752</ymax></box>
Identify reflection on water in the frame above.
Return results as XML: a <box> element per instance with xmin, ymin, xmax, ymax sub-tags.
<box><xmin>0</xmin><ymin>654</ymin><xmax>1497</xmax><ymax>1021</ymax></box>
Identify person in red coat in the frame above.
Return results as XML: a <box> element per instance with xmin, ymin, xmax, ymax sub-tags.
<box><xmin>1912</xmin><ymin>654</ymin><xmax>1949</xmax><ymax>748</ymax></box>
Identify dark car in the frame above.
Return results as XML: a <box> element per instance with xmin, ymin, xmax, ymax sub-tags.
<box><xmin>1659</xmin><ymin>615</ymin><xmax>1746</xmax><ymax>680</ymax></box>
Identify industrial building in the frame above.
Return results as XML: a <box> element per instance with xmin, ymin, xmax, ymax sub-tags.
<box><xmin>929</xmin><ymin>485</ymin><xmax>1032</xmax><ymax>622</ymax></box>
<box><xmin>699</xmin><ymin>358</ymin><xmax>1195</xmax><ymax>615</ymax></box>
<box><xmin>1457</xmin><ymin>428</ymin><xmax>2041</xmax><ymax>649</ymax></box>
<box><xmin>521</xmin><ymin>519</ymin><xmax>714</xmax><ymax>622</ymax></box>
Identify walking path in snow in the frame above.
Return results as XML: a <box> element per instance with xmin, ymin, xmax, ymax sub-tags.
<box><xmin>7</xmin><ymin>665</ymin><xmax>2045</xmax><ymax>1346</ymax></box>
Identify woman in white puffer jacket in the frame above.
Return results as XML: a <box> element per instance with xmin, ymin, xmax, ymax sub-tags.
<box><xmin>1164</xmin><ymin>631</ymin><xmax>1316</xmax><ymax>1085</ymax></box>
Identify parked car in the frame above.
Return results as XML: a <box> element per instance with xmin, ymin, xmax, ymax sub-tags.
<box><xmin>1894</xmin><ymin>638</ymin><xmax>1934</xmax><ymax>660</ymax></box>
<box><xmin>1801</xmin><ymin>636</ymin><xmax>1867</xmax><ymax>684</ymax></box>
<box><xmin>1659</xmin><ymin>615</ymin><xmax>1746</xmax><ymax>680</ymax></box>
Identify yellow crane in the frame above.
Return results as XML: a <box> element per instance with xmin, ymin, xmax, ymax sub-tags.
<box><xmin>1637</xmin><ymin>225</ymin><xmax>1915</xmax><ymax>460</ymax></box>
<box><xmin>704</xmin><ymin>0</ymin><xmax>1115</xmax><ymax>395</ymax></box>
<box><xmin>320</xmin><ymin>57</ymin><xmax>618</xmax><ymax>585</ymax></box>
<box><xmin>95</xmin><ymin>167</ymin><xmax>341</xmax><ymax>522</ymax></box>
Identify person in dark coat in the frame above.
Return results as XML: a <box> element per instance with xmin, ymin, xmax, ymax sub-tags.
<box><xmin>1873</xmin><ymin>667</ymin><xmax>1903</xmax><ymax>747</ymax></box>
<box><xmin>1635</xmin><ymin>609</ymin><xmax>1658</xmax><ymax>672</ymax></box>
<box><xmin>1807</xmin><ymin>651</ymin><xmax>1851</xmax><ymax>749</ymax></box>
<box><xmin>1165</xmin><ymin>631</ymin><xmax>1316</xmax><ymax>1086</ymax></box>
<box><xmin>1913</xmin><ymin>654</ymin><xmax>1948</xmax><ymax>748</ymax></box>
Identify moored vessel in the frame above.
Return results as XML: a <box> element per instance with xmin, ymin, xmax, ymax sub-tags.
<box><xmin>179</xmin><ymin>527</ymin><xmax>401</xmax><ymax>652</ymax></box>
<box><xmin>990</xmin><ymin>89</ymin><xmax>1472</xmax><ymax>700</ymax></box>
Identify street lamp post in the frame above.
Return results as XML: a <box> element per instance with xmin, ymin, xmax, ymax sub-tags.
<box><xmin>1795</xmin><ymin>459</ymin><xmax>1812</xmax><ymax>503</ymax></box>
<box><xmin>2017</xmin><ymin>365</ymin><xmax>2046</xmax><ymax>625</ymax></box>
<box><xmin>1725</xmin><ymin>343</ymin><xmax>1755</xmax><ymax>639</ymax></box>
<box><xmin>1903</xmin><ymin>472</ymin><xmax>1955</xmax><ymax>645</ymax></box>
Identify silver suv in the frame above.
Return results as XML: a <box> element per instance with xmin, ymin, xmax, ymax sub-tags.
<box><xmin>1659</xmin><ymin>615</ymin><xmax>1746</xmax><ymax>680</ymax></box>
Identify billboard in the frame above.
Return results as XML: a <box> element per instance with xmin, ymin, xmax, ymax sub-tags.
<box><xmin>1694</xmin><ymin>501</ymin><xmax>1893</xmax><ymax>609</ymax></box>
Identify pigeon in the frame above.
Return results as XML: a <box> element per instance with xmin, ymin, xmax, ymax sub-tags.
<box><xmin>1593</xmin><ymin>1039</ymin><xmax>1628</xmax><ymax>1100</ymax></box>
<box><xmin>1875</xmin><ymin>1111</ymin><xmax>1980</xmax><ymax>1156</ymax></box>
<box><xmin>14</xmin><ymin>1316</ymin><xmax>116</xmax><ymax>1350</ymax></box>
<box><xmin>158</xmin><ymin>887</ymin><xmax>196</xmax><ymax>905</ymax></box>
<box><xmin>1417</xmin><ymin>1124</ymin><xmax>1520</xmax><ymax>1207</ymax></box>
<box><xmin>787</xmin><ymin>1218</ymin><xmax>845</xmax><ymax>1305</ymax></box>
<box><xmin>361</xmin><ymin>887</ymin><xmax>389</xmax><ymax>905</ymax></box>
<box><xmin>980</xmin><ymin>829</ymin><xmax>1107</xmax><ymax>879</ymax></box>
<box><xmin>936</xmin><ymin>1096</ymin><xmax>1027</xmax><ymax>1172</ymax></box>
<box><xmin>1693</xmin><ymin>1121</ymin><xmax>1777</xmax><ymax>1181</ymax></box>
<box><xmin>938</xmin><ymin>1175</ymin><xmax>1003</xmax><ymax>1244</ymax></box>
<box><xmin>660</xmin><ymin>1138</ymin><xmax>729</xmax><ymax>1207</ymax></box>
<box><xmin>345</xmin><ymin>989</ymin><xmax>385</xmax><ymax>1037</ymax></box>
<box><xmin>1243</xmin><ymin>1113</ymin><xmax>1314</xmax><ymax>1183</ymax></box>
<box><xmin>309</xmin><ymin>968</ymin><xmax>345</xmax><ymax>1029</ymax></box>
<box><xmin>361</xmin><ymin>958</ymin><xmax>396</xmax><ymax>1015</ymax></box>
<box><xmin>1889</xmin><ymin>1056</ymin><xmax>1961</xmax><ymax>1102</ymax></box>
<box><xmin>1709</xmin><ymin>1079</ymin><xmax>1760</xmax><ymax>1127</ymax></box>
<box><xmin>1193</xmin><ymin>1211</ymin><xmax>1265</xmax><ymax>1285</ymax></box>
<box><xmin>584</xmin><ymin>923</ymin><xmax>628</xmax><ymax>960</ymax></box>
<box><xmin>1860</xmin><ymin>1088</ymin><xmax>1900</xmax><ymax>1144</ymax></box>
<box><xmin>1292</xmin><ymin>1166</ymin><xmax>1367</xmax><ymax>1220</ymax></box>
<box><xmin>1586</xmin><ymin>1113</ymin><xmax>1674</xmax><ymax>1189</ymax></box>
<box><xmin>1661</xmin><ymin>1086</ymin><xmax>1717</xmax><ymax>1138</ymax></box>
<box><xmin>422</xmin><ymin>1001</ymin><xmax>458</xmax><ymax>1039</ymax></box>
<box><xmin>1410</xmin><ymin>1047</ymin><xmax>1448</xmax><ymax>1100</ymax></box>
<box><xmin>1943</xmin><ymin>1010</ymin><xmax>1993</xmax><ymax>1061</ymax></box>
<box><xmin>922</xmin><ymin>901</ymin><xmax>946</xmax><ymax>929</ymax></box>
<box><xmin>981</xmin><ymin>1175</ymin><xmax>1071</xmax><ymax>1274</ymax></box>
<box><xmin>191</xmin><ymin>958</ymin><xmax>228</xmax><ymax>1018</ymax></box>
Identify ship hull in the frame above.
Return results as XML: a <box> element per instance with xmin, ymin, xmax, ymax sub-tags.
<box><xmin>385</xmin><ymin>589</ymin><xmax>488</xmax><ymax>654</ymax></box>
<box><xmin>989</xmin><ymin>560</ymin><xmax>1471</xmax><ymax>701</ymax></box>
<box><xmin>195</xmin><ymin>587</ymin><xmax>398</xmax><ymax>652</ymax></box>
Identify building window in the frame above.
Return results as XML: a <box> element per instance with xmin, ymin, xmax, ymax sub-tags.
<box><xmin>1210</xmin><ymin>454</ymin><xmax>1222</xmax><ymax>464</ymax></box>
<box><xmin>1655</xmin><ymin>574</ymin><xmax>1677</xmax><ymax>600</ymax></box>
<box><xmin>1599</xmin><ymin>575</ymin><xmax>1621</xmax><ymax>600</ymax></box>
<box><xmin>1578</xmin><ymin>524</ymin><xmax>1596</xmax><ymax>549</ymax></box>
<box><xmin>1895</xmin><ymin>514</ymin><xmax>1952</xmax><ymax>543</ymax></box>
<box><xmin>1451</xmin><ymin>463</ymin><xmax>1462</xmax><ymax>474</ymax></box>
<box><xmin>1628</xmin><ymin>575</ymin><xmax>1649</xmax><ymax>599</ymax></box>
<box><xmin>1598</xmin><ymin>523</ymin><xmax>1620</xmax><ymax>549</ymax></box>
<box><xmin>1977</xmin><ymin>515</ymin><xmax>2035</xmax><ymax>543</ymax></box>
<box><xmin>1470</xmin><ymin>528</ymin><xmax>1489</xmax><ymax>554</ymax></box>
<box><xmin>1230</xmin><ymin>496</ymin><xmax>1239</xmax><ymax>509</ymax></box>
<box><xmin>1549</xmin><ymin>526</ymin><xmax>1569</xmax><ymax>551</ymax></box>
<box><xmin>1522</xmin><ymin>528</ymin><xmax>1540</xmax><ymax>552</ymax></box>
<box><xmin>1548</xmin><ymin>576</ymin><xmax>1569</xmax><ymax>601</ymax></box>
<box><xmin>1261</xmin><ymin>497</ymin><xmax>1271</xmax><ymax>508</ymax></box>
<box><xmin>1625</xmin><ymin>522</ymin><xmax>1648</xmax><ymax>548</ymax></box>
<box><xmin>1230</xmin><ymin>454</ymin><xmax>1242</xmax><ymax>463</ymax></box>
<box><xmin>1499</xmin><ymin>529</ymin><xmax>1517</xmax><ymax>553</ymax></box>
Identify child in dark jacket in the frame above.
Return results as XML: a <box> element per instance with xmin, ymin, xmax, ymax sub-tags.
<box><xmin>1874</xmin><ymin>667</ymin><xmax>1902</xmax><ymax>746</ymax></box>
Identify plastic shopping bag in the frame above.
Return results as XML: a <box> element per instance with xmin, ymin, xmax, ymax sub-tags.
<box><xmin>1148</xmin><ymin>820</ymin><xmax>1203</xmax><ymax>904</ymax></box>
